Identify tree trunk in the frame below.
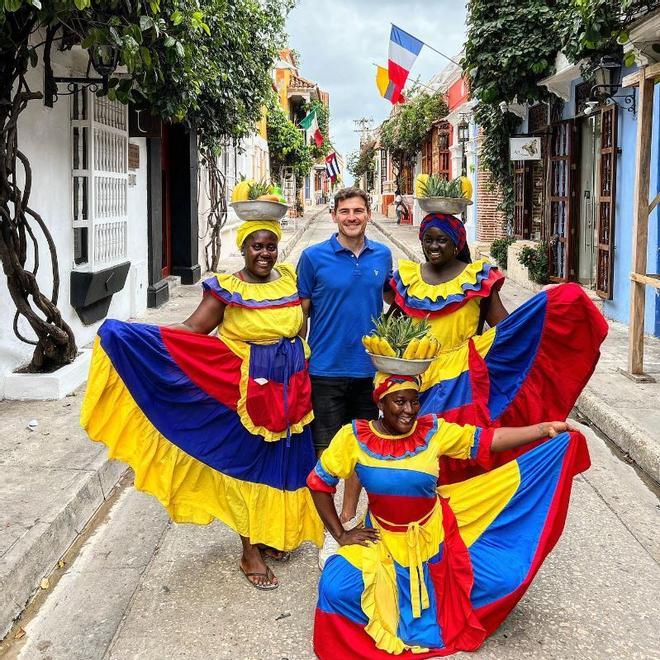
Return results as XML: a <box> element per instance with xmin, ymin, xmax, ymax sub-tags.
<box><xmin>0</xmin><ymin>64</ymin><xmax>78</xmax><ymax>373</ymax></box>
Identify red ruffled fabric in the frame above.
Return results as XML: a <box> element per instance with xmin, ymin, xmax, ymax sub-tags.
<box><xmin>392</xmin><ymin>268</ymin><xmax>504</xmax><ymax>319</ymax></box>
<box><xmin>354</xmin><ymin>415</ymin><xmax>437</xmax><ymax>459</ymax></box>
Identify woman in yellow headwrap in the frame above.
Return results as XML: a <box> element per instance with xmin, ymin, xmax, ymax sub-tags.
<box><xmin>308</xmin><ymin>372</ymin><xmax>589</xmax><ymax>657</ymax></box>
<box><xmin>82</xmin><ymin>218</ymin><xmax>323</xmax><ymax>591</ymax></box>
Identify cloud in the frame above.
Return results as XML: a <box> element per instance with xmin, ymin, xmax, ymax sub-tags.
<box><xmin>286</xmin><ymin>0</ymin><xmax>467</xmax><ymax>163</ymax></box>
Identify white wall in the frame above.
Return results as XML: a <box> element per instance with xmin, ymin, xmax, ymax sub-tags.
<box><xmin>0</xmin><ymin>47</ymin><xmax>149</xmax><ymax>383</ymax></box>
<box><xmin>197</xmin><ymin>134</ymin><xmax>269</xmax><ymax>275</ymax></box>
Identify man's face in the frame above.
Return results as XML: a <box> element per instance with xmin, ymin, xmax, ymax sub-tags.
<box><xmin>332</xmin><ymin>196</ymin><xmax>370</xmax><ymax>240</ymax></box>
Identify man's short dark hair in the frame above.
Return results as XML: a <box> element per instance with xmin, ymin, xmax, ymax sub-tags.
<box><xmin>334</xmin><ymin>187</ymin><xmax>371</xmax><ymax>212</ymax></box>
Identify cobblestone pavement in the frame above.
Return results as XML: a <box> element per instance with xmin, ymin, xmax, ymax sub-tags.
<box><xmin>2</xmin><ymin>211</ymin><xmax>659</xmax><ymax>660</ymax></box>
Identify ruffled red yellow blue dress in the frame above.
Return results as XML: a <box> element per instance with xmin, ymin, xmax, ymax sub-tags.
<box><xmin>81</xmin><ymin>263</ymin><xmax>323</xmax><ymax>550</ymax></box>
<box><xmin>391</xmin><ymin>259</ymin><xmax>608</xmax><ymax>483</ymax></box>
<box><xmin>308</xmin><ymin>415</ymin><xmax>590</xmax><ymax>658</ymax></box>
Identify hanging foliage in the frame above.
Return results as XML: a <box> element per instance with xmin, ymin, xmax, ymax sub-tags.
<box><xmin>305</xmin><ymin>99</ymin><xmax>331</xmax><ymax>160</ymax></box>
<box><xmin>348</xmin><ymin>140</ymin><xmax>377</xmax><ymax>191</ymax></box>
<box><xmin>0</xmin><ymin>0</ymin><xmax>293</xmax><ymax>372</ymax></box>
<box><xmin>463</xmin><ymin>0</ymin><xmax>654</xmax><ymax>224</ymax></box>
<box><xmin>266</xmin><ymin>100</ymin><xmax>314</xmax><ymax>183</ymax></box>
<box><xmin>379</xmin><ymin>87</ymin><xmax>448</xmax><ymax>191</ymax></box>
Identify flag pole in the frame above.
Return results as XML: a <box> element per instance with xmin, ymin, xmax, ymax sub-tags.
<box><xmin>390</xmin><ymin>23</ymin><xmax>461</xmax><ymax>67</ymax></box>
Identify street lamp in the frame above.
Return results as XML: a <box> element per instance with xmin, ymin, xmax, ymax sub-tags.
<box><xmin>588</xmin><ymin>56</ymin><xmax>636</xmax><ymax>114</ymax></box>
<box><xmin>45</xmin><ymin>39</ymin><xmax>120</xmax><ymax>107</ymax></box>
<box><xmin>457</xmin><ymin>115</ymin><xmax>470</xmax><ymax>177</ymax></box>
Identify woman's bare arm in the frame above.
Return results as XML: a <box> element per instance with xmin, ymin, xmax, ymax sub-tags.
<box><xmin>169</xmin><ymin>294</ymin><xmax>226</xmax><ymax>335</ymax></box>
<box><xmin>491</xmin><ymin>421</ymin><xmax>575</xmax><ymax>453</ymax></box>
<box><xmin>486</xmin><ymin>290</ymin><xmax>509</xmax><ymax>327</ymax></box>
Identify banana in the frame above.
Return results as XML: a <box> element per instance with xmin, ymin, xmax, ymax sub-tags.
<box><xmin>416</xmin><ymin>336</ymin><xmax>430</xmax><ymax>359</ymax></box>
<box><xmin>231</xmin><ymin>180</ymin><xmax>252</xmax><ymax>202</ymax></box>
<box><xmin>427</xmin><ymin>337</ymin><xmax>440</xmax><ymax>359</ymax></box>
<box><xmin>459</xmin><ymin>175</ymin><xmax>473</xmax><ymax>200</ymax></box>
<box><xmin>403</xmin><ymin>338</ymin><xmax>419</xmax><ymax>359</ymax></box>
<box><xmin>374</xmin><ymin>337</ymin><xmax>395</xmax><ymax>356</ymax></box>
<box><xmin>362</xmin><ymin>336</ymin><xmax>372</xmax><ymax>353</ymax></box>
<box><xmin>414</xmin><ymin>173</ymin><xmax>429</xmax><ymax>198</ymax></box>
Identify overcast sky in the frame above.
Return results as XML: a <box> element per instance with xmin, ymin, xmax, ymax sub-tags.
<box><xmin>286</xmin><ymin>0</ymin><xmax>468</xmax><ymax>165</ymax></box>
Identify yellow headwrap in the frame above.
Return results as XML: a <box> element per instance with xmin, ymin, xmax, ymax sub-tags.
<box><xmin>236</xmin><ymin>220</ymin><xmax>283</xmax><ymax>250</ymax></box>
<box><xmin>372</xmin><ymin>372</ymin><xmax>422</xmax><ymax>403</ymax></box>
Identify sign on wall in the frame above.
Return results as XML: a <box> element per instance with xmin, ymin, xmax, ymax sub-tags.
<box><xmin>509</xmin><ymin>137</ymin><xmax>542</xmax><ymax>161</ymax></box>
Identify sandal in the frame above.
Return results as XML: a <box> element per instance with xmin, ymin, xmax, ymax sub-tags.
<box><xmin>261</xmin><ymin>547</ymin><xmax>291</xmax><ymax>562</ymax></box>
<box><xmin>240</xmin><ymin>565</ymin><xmax>279</xmax><ymax>591</ymax></box>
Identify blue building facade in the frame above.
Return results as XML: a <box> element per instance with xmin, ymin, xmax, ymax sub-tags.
<box><xmin>513</xmin><ymin>62</ymin><xmax>660</xmax><ymax>337</ymax></box>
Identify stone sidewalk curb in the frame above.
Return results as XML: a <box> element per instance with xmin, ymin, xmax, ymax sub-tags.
<box><xmin>371</xmin><ymin>218</ymin><xmax>420</xmax><ymax>262</ymax></box>
<box><xmin>372</xmin><ymin>217</ymin><xmax>660</xmax><ymax>486</ymax></box>
<box><xmin>0</xmin><ymin>205</ymin><xmax>329</xmax><ymax>640</ymax></box>
<box><xmin>576</xmin><ymin>389</ymin><xmax>660</xmax><ymax>484</ymax></box>
<box><xmin>0</xmin><ymin>455</ymin><xmax>127</xmax><ymax>639</ymax></box>
<box><xmin>280</xmin><ymin>205</ymin><xmax>327</xmax><ymax>262</ymax></box>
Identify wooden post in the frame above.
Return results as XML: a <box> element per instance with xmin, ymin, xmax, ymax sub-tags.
<box><xmin>627</xmin><ymin>73</ymin><xmax>654</xmax><ymax>376</ymax></box>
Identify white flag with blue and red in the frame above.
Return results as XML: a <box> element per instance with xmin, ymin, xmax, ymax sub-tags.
<box><xmin>388</xmin><ymin>25</ymin><xmax>424</xmax><ymax>94</ymax></box>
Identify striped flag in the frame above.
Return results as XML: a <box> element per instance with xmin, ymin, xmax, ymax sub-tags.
<box><xmin>376</xmin><ymin>65</ymin><xmax>404</xmax><ymax>104</ymax></box>
<box><xmin>388</xmin><ymin>25</ymin><xmax>424</xmax><ymax>94</ymax></box>
<box><xmin>299</xmin><ymin>107</ymin><xmax>324</xmax><ymax>147</ymax></box>
<box><xmin>325</xmin><ymin>152</ymin><xmax>340</xmax><ymax>181</ymax></box>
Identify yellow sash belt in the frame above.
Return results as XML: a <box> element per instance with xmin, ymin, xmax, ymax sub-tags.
<box><xmin>371</xmin><ymin>499</ymin><xmax>438</xmax><ymax>619</ymax></box>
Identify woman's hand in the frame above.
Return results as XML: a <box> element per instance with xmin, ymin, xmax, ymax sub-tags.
<box><xmin>492</xmin><ymin>420</ymin><xmax>577</xmax><ymax>452</ymax></box>
<box><xmin>337</xmin><ymin>525</ymin><xmax>379</xmax><ymax>547</ymax></box>
<box><xmin>540</xmin><ymin>421</ymin><xmax>576</xmax><ymax>438</ymax></box>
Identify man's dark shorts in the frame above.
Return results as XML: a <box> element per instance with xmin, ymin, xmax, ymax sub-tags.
<box><xmin>310</xmin><ymin>375</ymin><xmax>379</xmax><ymax>452</ymax></box>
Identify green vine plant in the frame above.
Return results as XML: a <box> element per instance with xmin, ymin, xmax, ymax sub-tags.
<box><xmin>0</xmin><ymin>0</ymin><xmax>292</xmax><ymax>372</ymax></box>
<box><xmin>379</xmin><ymin>85</ymin><xmax>448</xmax><ymax>193</ymax></box>
<box><xmin>463</xmin><ymin>0</ymin><xmax>656</xmax><ymax>227</ymax></box>
<box><xmin>305</xmin><ymin>99</ymin><xmax>331</xmax><ymax>160</ymax></box>
<box><xmin>348</xmin><ymin>139</ymin><xmax>377</xmax><ymax>191</ymax></box>
<box><xmin>518</xmin><ymin>241</ymin><xmax>550</xmax><ymax>284</ymax></box>
<box><xmin>490</xmin><ymin>236</ymin><xmax>516</xmax><ymax>269</ymax></box>
<box><xmin>266</xmin><ymin>97</ymin><xmax>314</xmax><ymax>184</ymax></box>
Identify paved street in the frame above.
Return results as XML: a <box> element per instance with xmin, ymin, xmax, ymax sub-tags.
<box><xmin>2</xmin><ymin>212</ymin><xmax>660</xmax><ymax>660</ymax></box>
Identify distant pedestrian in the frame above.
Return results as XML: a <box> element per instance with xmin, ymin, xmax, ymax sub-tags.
<box><xmin>394</xmin><ymin>188</ymin><xmax>408</xmax><ymax>225</ymax></box>
<box><xmin>297</xmin><ymin>187</ymin><xmax>393</xmax><ymax>568</ymax></box>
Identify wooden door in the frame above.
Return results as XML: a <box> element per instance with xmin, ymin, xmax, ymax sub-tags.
<box><xmin>595</xmin><ymin>103</ymin><xmax>617</xmax><ymax>299</ymax></box>
<box><xmin>513</xmin><ymin>160</ymin><xmax>532</xmax><ymax>238</ymax></box>
<box><xmin>160</xmin><ymin>124</ymin><xmax>172</xmax><ymax>278</ymax></box>
<box><xmin>547</xmin><ymin>120</ymin><xmax>576</xmax><ymax>281</ymax></box>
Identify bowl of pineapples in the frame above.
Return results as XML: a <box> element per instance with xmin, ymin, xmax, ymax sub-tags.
<box><xmin>230</xmin><ymin>179</ymin><xmax>289</xmax><ymax>221</ymax></box>
<box><xmin>415</xmin><ymin>174</ymin><xmax>473</xmax><ymax>215</ymax></box>
<box><xmin>362</xmin><ymin>314</ymin><xmax>441</xmax><ymax>375</ymax></box>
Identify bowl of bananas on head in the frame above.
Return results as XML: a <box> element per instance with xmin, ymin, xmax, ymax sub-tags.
<box><xmin>362</xmin><ymin>314</ymin><xmax>440</xmax><ymax>376</ymax></box>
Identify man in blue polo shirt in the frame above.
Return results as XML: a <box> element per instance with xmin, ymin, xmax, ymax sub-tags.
<box><xmin>297</xmin><ymin>187</ymin><xmax>393</xmax><ymax>567</ymax></box>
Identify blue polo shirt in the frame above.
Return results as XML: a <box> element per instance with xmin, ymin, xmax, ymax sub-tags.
<box><xmin>297</xmin><ymin>234</ymin><xmax>392</xmax><ymax>378</ymax></box>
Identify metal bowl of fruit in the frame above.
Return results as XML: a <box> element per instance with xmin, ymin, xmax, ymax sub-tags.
<box><xmin>230</xmin><ymin>200</ymin><xmax>289</xmax><ymax>222</ymax></box>
<box><xmin>416</xmin><ymin>196</ymin><xmax>472</xmax><ymax>215</ymax></box>
<box><xmin>363</xmin><ymin>315</ymin><xmax>439</xmax><ymax>376</ymax></box>
<box><xmin>415</xmin><ymin>174</ymin><xmax>472</xmax><ymax>216</ymax></box>
<box><xmin>367</xmin><ymin>353</ymin><xmax>434</xmax><ymax>376</ymax></box>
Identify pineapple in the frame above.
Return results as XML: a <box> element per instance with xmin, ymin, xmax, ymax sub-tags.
<box><xmin>247</xmin><ymin>179</ymin><xmax>272</xmax><ymax>200</ymax></box>
<box><xmin>367</xmin><ymin>313</ymin><xmax>434</xmax><ymax>358</ymax></box>
<box><xmin>417</xmin><ymin>175</ymin><xmax>466</xmax><ymax>199</ymax></box>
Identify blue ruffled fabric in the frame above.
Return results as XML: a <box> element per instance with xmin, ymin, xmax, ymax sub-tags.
<box><xmin>202</xmin><ymin>277</ymin><xmax>300</xmax><ymax>308</ymax></box>
<box><xmin>392</xmin><ymin>262</ymin><xmax>496</xmax><ymax>313</ymax></box>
